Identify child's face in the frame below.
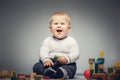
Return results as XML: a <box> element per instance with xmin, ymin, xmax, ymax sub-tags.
<box><xmin>49</xmin><ymin>16</ymin><xmax>71</xmax><ymax>39</ymax></box>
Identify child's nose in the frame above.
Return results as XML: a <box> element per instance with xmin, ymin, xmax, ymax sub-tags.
<box><xmin>57</xmin><ymin>24</ymin><xmax>61</xmax><ymax>28</ymax></box>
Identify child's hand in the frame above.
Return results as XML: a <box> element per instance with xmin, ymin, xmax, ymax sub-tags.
<box><xmin>57</xmin><ymin>56</ymin><xmax>68</xmax><ymax>64</ymax></box>
<box><xmin>44</xmin><ymin>59</ymin><xmax>54</xmax><ymax>67</ymax></box>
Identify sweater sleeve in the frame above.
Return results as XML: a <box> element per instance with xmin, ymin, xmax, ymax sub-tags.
<box><xmin>66</xmin><ymin>39</ymin><xmax>80</xmax><ymax>63</ymax></box>
<box><xmin>39</xmin><ymin>37</ymin><xmax>50</xmax><ymax>63</ymax></box>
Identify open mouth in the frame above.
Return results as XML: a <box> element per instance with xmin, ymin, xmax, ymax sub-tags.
<box><xmin>56</xmin><ymin>30</ymin><xmax>62</xmax><ymax>32</ymax></box>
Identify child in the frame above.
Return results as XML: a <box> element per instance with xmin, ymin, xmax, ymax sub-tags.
<box><xmin>33</xmin><ymin>12</ymin><xmax>80</xmax><ymax>79</ymax></box>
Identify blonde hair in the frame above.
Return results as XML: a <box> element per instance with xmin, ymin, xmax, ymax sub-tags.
<box><xmin>49</xmin><ymin>12</ymin><xmax>71</xmax><ymax>25</ymax></box>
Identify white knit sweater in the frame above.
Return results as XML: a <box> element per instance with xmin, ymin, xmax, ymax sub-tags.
<box><xmin>40</xmin><ymin>36</ymin><xmax>80</xmax><ymax>64</ymax></box>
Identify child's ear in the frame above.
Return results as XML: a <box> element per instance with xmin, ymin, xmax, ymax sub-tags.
<box><xmin>49</xmin><ymin>26</ymin><xmax>52</xmax><ymax>30</ymax></box>
<box><xmin>68</xmin><ymin>26</ymin><xmax>71</xmax><ymax>30</ymax></box>
<box><xmin>67</xmin><ymin>26</ymin><xmax>71</xmax><ymax>32</ymax></box>
<box><xmin>69</xmin><ymin>26</ymin><xmax>71</xmax><ymax>29</ymax></box>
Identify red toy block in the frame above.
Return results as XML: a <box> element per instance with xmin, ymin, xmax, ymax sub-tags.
<box><xmin>92</xmin><ymin>73</ymin><xmax>107</xmax><ymax>80</ymax></box>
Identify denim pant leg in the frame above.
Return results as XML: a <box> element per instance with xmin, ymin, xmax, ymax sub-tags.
<box><xmin>33</xmin><ymin>58</ymin><xmax>62</xmax><ymax>75</ymax></box>
<box><xmin>33</xmin><ymin>61</ymin><xmax>44</xmax><ymax>75</ymax></box>
<box><xmin>61</xmin><ymin>63</ymin><xmax>77</xmax><ymax>79</ymax></box>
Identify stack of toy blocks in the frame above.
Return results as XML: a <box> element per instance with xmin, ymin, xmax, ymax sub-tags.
<box><xmin>0</xmin><ymin>69</ymin><xmax>11</xmax><ymax>79</ymax></box>
<box><xmin>108</xmin><ymin>61</ymin><xmax>120</xmax><ymax>80</ymax></box>
<box><xmin>88</xmin><ymin>57</ymin><xmax>95</xmax><ymax>78</ymax></box>
<box><xmin>92</xmin><ymin>50</ymin><xmax>107</xmax><ymax>80</ymax></box>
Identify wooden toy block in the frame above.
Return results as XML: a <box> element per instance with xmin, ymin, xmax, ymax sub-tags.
<box><xmin>25</xmin><ymin>75</ymin><xmax>30</xmax><ymax>80</ymax></box>
<box><xmin>34</xmin><ymin>75</ymin><xmax>43</xmax><ymax>80</ymax></box>
<box><xmin>99</xmin><ymin>50</ymin><xmax>104</xmax><ymax>58</ymax></box>
<box><xmin>97</xmin><ymin>58</ymin><xmax>105</xmax><ymax>64</ymax></box>
<box><xmin>55</xmin><ymin>78</ymin><xmax>64</xmax><ymax>80</ymax></box>
<box><xmin>10</xmin><ymin>71</ymin><xmax>16</xmax><ymax>77</ymax></box>
<box><xmin>107</xmin><ymin>67</ymin><xmax>114</xmax><ymax>74</ymax></box>
<box><xmin>89</xmin><ymin>63</ymin><xmax>93</xmax><ymax>70</ymax></box>
<box><xmin>92</xmin><ymin>73</ymin><xmax>107</xmax><ymax>80</ymax></box>
<box><xmin>17</xmin><ymin>74</ymin><xmax>25</xmax><ymax>80</ymax></box>
<box><xmin>0</xmin><ymin>75</ymin><xmax>10</xmax><ymax>79</ymax></box>
<box><xmin>1</xmin><ymin>69</ymin><xmax>8</xmax><ymax>75</ymax></box>
<box><xmin>30</xmin><ymin>72</ymin><xmax>36</xmax><ymax>78</ymax></box>
<box><xmin>43</xmin><ymin>76</ymin><xmax>50</xmax><ymax>79</ymax></box>
<box><xmin>98</xmin><ymin>64</ymin><xmax>104</xmax><ymax>69</ymax></box>
<box><xmin>0</xmin><ymin>69</ymin><xmax>11</xmax><ymax>79</ymax></box>
<box><xmin>107</xmin><ymin>73</ymin><xmax>115</xmax><ymax>80</ymax></box>
<box><xmin>89</xmin><ymin>58</ymin><xmax>95</xmax><ymax>64</ymax></box>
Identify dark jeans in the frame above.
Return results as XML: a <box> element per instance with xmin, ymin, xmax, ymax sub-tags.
<box><xmin>33</xmin><ymin>58</ymin><xmax>77</xmax><ymax>79</ymax></box>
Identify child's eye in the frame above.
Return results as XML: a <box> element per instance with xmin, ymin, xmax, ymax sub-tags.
<box><xmin>54</xmin><ymin>23</ymin><xmax>58</xmax><ymax>25</ymax></box>
<box><xmin>61</xmin><ymin>23</ymin><xmax>65</xmax><ymax>25</ymax></box>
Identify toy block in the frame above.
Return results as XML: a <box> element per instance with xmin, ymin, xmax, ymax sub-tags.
<box><xmin>34</xmin><ymin>75</ymin><xmax>43</xmax><ymax>80</ymax></box>
<box><xmin>0</xmin><ymin>75</ymin><xmax>10</xmax><ymax>79</ymax></box>
<box><xmin>30</xmin><ymin>72</ymin><xmax>36</xmax><ymax>78</ymax></box>
<box><xmin>0</xmin><ymin>69</ymin><xmax>11</xmax><ymax>79</ymax></box>
<box><xmin>92</xmin><ymin>73</ymin><xmax>107</xmax><ymax>80</ymax></box>
<box><xmin>114</xmin><ymin>66</ymin><xmax>120</xmax><ymax>74</ymax></box>
<box><xmin>1</xmin><ymin>69</ymin><xmax>8</xmax><ymax>75</ymax></box>
<box><xmin>17</xmin><ymin>74</ymin><xmax>25</xmax><ymax>80</ymax></box>
<box><xmin>99</xmin><ymin>50</ymin><xmax>104</xmax><ymax>58</ymax></box>
<box><xmin>114</xmin><ymin>74</ymin><xmax>120</xmax><ymax>80</ymax></box>
<box><xmin>55</xmin><ymin>78</ymin><xmax>64</xmax><ymax>80</ymax></box>
<box><xmin>89</xmin><ymin>58</ymin><xmax>95</xmax><ymax>64</ymax></box>
<box><xmin>90</xmin><ymin>69</ymin><xmax>94</xmax><ymax>77</ymax></box>
<box><xmin>95</xmin><ymin>63</ymin><xmax>98</xmax><ymax>73</ymax></box>
<box><xmin>109</xmin><ymin>73</ymin><xmax>120</xmax><ymax>80</ymax></box>
<box><xmin>25</xmin><ymin>75</ymin><xmax>30</xmax><ymax>80</ymax></box>
<box><xmin>11</xmin><ymin>76</ymin><xmax>17</xmax><ymax>80</ymax></box>
<box><xmin>10</xmin><ymin>71</ymin><xmax>16</xmax><ymax>77</ymax></box>
<box><xmin>98</xmin><ymin>64</ymin><xmax>104</xmax><ymax>69</ymax></box>
<box><xmin>107</xmin><ymin>73</ymin><xmax>115</xmax><ymax>80</ymax></box>
<box><xmin>97</xmin><ymin>58</ymin><xmax>105</xmax><ymax>64</ymax></box>
<box><xmin>107</xmin><ymin>67</ymin><xmax>114</xmax><ymax>74</ymax></box>
<box><xmin>43</xmin><ymin>76</ymin><xmax>50</xmax><ymax>79</ymax></box>
<box><xmin>89</xmin><ymin>63</ymin><xmax>93</xmax><ymax>70</ymax></box>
